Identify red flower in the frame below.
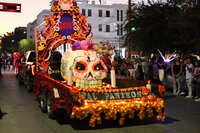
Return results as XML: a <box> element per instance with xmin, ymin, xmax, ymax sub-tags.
<box><xmin>73</xmin><ymin>2</ymin><xmax>77</xmax><ymax>6</ymax></box>
<box><xmin>54</xmin><ymin>1</ymin><xmax>58</xmax><ymax>6</ymax></box>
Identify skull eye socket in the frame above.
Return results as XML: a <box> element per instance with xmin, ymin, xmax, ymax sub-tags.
<box><xmin>94</xmin><ymin>63</ymin><xmax>104</xmax><ymax>71</ymax></box>
<box><xmin>75</xmin><ymin>62</ymin><xmax>86</xmax><ymax>70</ymax></box>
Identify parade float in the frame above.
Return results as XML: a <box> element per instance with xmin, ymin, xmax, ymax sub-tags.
<box><xmin>33</xmin><ymin>0</ymin><xmax>166</xmax><ymax>127</ymax></box>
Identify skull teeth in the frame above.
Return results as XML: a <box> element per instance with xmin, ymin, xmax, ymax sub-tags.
<box><xmin>76</xmin><ymin>79</ymin><xmax>102</xmax><ymax>88</ymax></box>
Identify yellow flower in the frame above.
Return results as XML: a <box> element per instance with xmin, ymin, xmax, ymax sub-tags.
<box><xmin>54</xmin><ymin>32</ymin><xmax>59</xmax><ymax>37</ymax></box>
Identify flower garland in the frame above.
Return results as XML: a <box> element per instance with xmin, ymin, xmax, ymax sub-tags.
<box><xmin>71</xmin><ymin>98</ymin><xmax>165</xmax><ymax>127</ymax></box>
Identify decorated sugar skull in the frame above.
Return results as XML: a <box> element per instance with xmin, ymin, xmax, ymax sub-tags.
<box><xmin>58</xmin><ymin>0</ymin><xmax>73</xmax><ymax>10</ymax></box>
<box><xmin>61</xmin><ymin>41</ymin><xmax>108</xmax><ymax>88</ymax></box>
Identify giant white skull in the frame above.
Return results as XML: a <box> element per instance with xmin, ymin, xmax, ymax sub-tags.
<box><xmin>61</xmin><ymin>49</ymin><xmax>108</xmax><ymax>88</ymax></box>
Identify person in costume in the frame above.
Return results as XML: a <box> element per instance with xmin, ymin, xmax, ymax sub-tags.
<box><xmin>13</xmin><ymin>50</ymin><xmax>21</xmax><ymax>74</ymax></box>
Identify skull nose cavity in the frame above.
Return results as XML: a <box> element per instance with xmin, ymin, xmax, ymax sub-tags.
<box><xmin>87</xmin><ymin>72</ymin><xmax>93</xmax><ymax>78</ymax></box>
<box><xmin>87</xmin><ymin>56</ymin><xmax>91</xmax><ymax>62</ymax></box>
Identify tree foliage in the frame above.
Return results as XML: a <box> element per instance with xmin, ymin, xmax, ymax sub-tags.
<box><xmin>1</xmin><ymin>32</ymin><xmax>17</xmax><ymax>53</ymax></box>
<box><xmin>19</xmin><ymin>39</ymin><xmax>35</xmax><ymax>52</ymax></box>
<box><xmin>124</xmin><ymin>0</ymin><xmax>200</xmax><ymax>55</ymax></box>
<box><xmin>1</xmin><ymin>28</ymin><xmax>27</xmax><ymax>54</ymax></box>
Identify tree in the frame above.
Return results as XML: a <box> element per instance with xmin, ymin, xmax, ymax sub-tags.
<box><xmin>124</xmin><ymin>1</ymin><xmax>171</xmax><ymax>55</ymax></box>
<box><xmin>19</xmin><ymin>39</ymin><xmax>35</xmax><ymax>52</ymax></box>
<box><xmin>1</xmin><ymin>27</ymin><xmax>27</xmax><ymax>54</ymax></box>
<box><xmin>124</xmin><ymin>0</ymin><xmax>200</xmax><ymax>56</ymax></box>
<box><xmin>1</xmin><ymin>32</ymin><xmax>17</xmax><ymax>53</ymax></box>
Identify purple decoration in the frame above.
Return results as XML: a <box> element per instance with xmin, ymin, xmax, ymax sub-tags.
<box><xmin>75</xmin><ymin>41</ymin><xmax>81</xmax><ymax>50</ymax></box>
<box><xmin>72</xmin><ymin>40</ymin><xmax>93</xmax><ymax>51</ymax></box>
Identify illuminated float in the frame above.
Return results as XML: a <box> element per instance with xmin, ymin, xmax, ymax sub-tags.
<box><xmin>33</xmin><ymin>0</ymin><xmax>166</xmax><ymax>127</ymax></box>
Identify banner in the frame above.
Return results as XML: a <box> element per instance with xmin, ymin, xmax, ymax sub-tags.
<box><xmin>80</xmin><ymin>90</ymin><xmax>142</xmax><ymax>100</ymax></box>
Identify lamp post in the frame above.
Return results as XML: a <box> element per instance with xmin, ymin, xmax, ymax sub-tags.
<box><xmin>119</xmin><ymin>35</ymin><xmax>120</xmax><ymax>57</ymax></box>
<box><xmin>128</xmin><ymin>0</ymin><xmax>131</xmax><ymax>58</ymax></box>
<box><xmin>114</xmin><ymin>23</ymin><xmax>121</xmax><ymax>57</ymax></box>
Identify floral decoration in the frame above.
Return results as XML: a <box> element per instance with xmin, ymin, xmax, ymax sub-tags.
<box><xmin>33</xmin><ymin>72</ymin><xmax>165</xmax><ymax>127</ymax></box>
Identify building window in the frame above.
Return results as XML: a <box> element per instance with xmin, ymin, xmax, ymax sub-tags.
<box><xmin>117</xmin><ymin>24</ymin><xmax>120</xmax><ymax>36</ymax></box>
<box><xmin>88</xmin><ymin>23</ymin><xmax>92</xmax><ymax>30</ymax></box>
<box><xmin>99</xmin><ymin>10</ymin><xmax>102</xmax><ymax>17</ymax></box>
<box><xmin>117</xmin><ymin>10</ymin><xmax>119</xmax><ymax>21</ymax></box>
<box><xmin>106</xmin><ymin>25</ymin><xmax>110</xmax><ymax>32</ymax></box>
<box><xmin>121</xmin><ymin>24</ymin><xmax>123</xmax><ymax>35</ymax></box>
<box><xmin>82</xmin><ymin>9</ymin><xmax>86</xmax><ymax>16</ymax></box>
<box><xmin>88</xmin><ymin>9</ymin><xmax>92</xmax><ymax>17</ymax></box>
<box><xmin>106</xmin><ymin>11</ymin><xmax>110</xmax><ymax>17</ymax></box>
<box><xmin>99</xmin><ymin>24</ymin><xmax>102</xmax><ymax>32</ymax></box>
<box><xmin>121</xmin><ymin>10</ymin><xmax>123</xmax><ymax>21</ymax></box>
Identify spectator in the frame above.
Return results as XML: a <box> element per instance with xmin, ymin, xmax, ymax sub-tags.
<box><xmin>142</xmin><ymin>57</ymin><xmax>150</xmax><ymax>81</ymax></box>
<box><xmin>7</xmin><ymin>58</ymin><xmax>10</xmax><ymax>70</ymax></box>
<box><xmin>10</xmin><ymin>56</ymin><xmax>14</xmax><ymax>70</ymax></box>
<box><xmin>135</xmin><ymin>58</ymin><xmax>143</xmax><ymax>80</ymax></box>
<box><xmin>2</xmin><ymin>56</ymin><xmax>6</xmax><ymax>70</ymax></box>
<box><xmin>111</xmin><ymin>57</ymin><xmax>119</xmax><ymax>74</ymax></box>
<box><xmin>126</xmin><ymin>58</ymin><xmax>135</xmax><ymax>78</ymax></box>
<box><xmin>0</xmin><ymin>56</ymin><xmax>2</xmax><ymax>77</ymax></box>
<box><xmin>171</xmin><ymin>57</ymin><xmax>182</xmax><ymax>95</ymax></box>
<box><xmin>192</xmin><ymin>60</ymin><xmax>200</xmax><ymax>101</ymax></box>
<box><xmin>150</xmin><ymin>56</ymin><xmax>160</xmax><ymax>84</ymax></box>
<box><xmin>185</xmin><ymin>58</ymin><xmax>194</xmax><ymax>99</ymax></box>
<box><xmin>180</xmin><ymin>58</ymin><xmax>187</xmax><ymax>96</ymax></box>
<box><xmin>117</xmin><ymin>56</ymin><xmax>122</xmax><ymax>65</ymax></box>
<box><xmin>118</xmin><ymin>59</ymin><xmax>127</xmax><ymax>76</ymax></box>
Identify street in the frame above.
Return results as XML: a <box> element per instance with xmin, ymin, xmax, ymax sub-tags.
<box><xmin>0</xmin><ymin>71</ymin><xmax>200</xmax><ymax>133</ymax></box>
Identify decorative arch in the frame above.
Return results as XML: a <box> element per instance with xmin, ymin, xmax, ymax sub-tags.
<box><xmin>35</xmin><ymin>0</ymin><xmax>93</xmax><ymax>73</ymax></box>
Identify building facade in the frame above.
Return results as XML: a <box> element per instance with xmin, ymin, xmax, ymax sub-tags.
<box><xmin>27</xmin><ymin>20</ymin><xmax>36</xmax><ymax>39</ymax></box>
<box><xmin>79</xmin><ymin>0</ymin><xmax>127</xmax><ymax>58</ymax></box>
<box><xmin>27</xmin><ymin>10</ymin><xmax>51</xmax><ymax>40</ymax></box>
<box><xmin>27</xmin><ymin>0</ymin><xmax>127</xmax><ymax>58</ymax></box>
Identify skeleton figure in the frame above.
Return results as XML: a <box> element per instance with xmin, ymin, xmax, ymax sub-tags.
<box><xmin>61</xmin><ymin>49</ymin><xmax>107</xmax><ymax>87</ymax></box>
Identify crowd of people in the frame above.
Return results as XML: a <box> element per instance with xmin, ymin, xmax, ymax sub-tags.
<box><xmin>110</xmin><ymin>56</ymin><xmax>162</xmax><ymax>84</ymax></box>
<box><xmin>171</xmin><ymin>57</ymin><xmax>200</xmax><ymax>102</ymax></box>
<box><xmin>106</xmin><ymin>55</ymin><xmax>200</xmax><ymax>102</ymax></box>
<box><xmin>0</xmin><ymin>55</ymin><xmax>14</xmax><ymax>77</ymax></box>
<box><xmin>1</xmin><ymin>53</ymin><xmax>200</xmax><ymax>102</ymax></box>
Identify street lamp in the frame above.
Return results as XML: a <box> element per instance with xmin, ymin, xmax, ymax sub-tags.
<box><xmin>12</xmin><ymin>40</ymin><xmax>14</xmax><ymax>43</ymax></box>
<box><xmin>131</xmin><ymin>27</ymin><xmax>136</xmax><ymax>32</ymax></box>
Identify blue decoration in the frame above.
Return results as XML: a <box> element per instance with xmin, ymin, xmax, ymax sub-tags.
<box><xmin>59</xmin><ymin>16</ymin><xmax>74</xmax><ymax>36</ymax></box>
